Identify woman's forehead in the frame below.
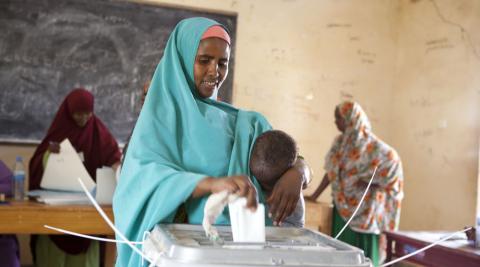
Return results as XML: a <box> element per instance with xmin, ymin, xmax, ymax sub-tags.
<box><xmin>197</xmin><ymin>38</ymin><xmax>230</xmax><ymax>57</ymax></box>
<box><xmin>72</xmin><ymin>111</ymin><xmax>92</xmax><ymax>115</ymax></box>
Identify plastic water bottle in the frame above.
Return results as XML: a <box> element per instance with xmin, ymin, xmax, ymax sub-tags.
<box><xmin>13</xmin><ymin>156</ymin><xmax>25</xmax><ymax>201</ymax></box>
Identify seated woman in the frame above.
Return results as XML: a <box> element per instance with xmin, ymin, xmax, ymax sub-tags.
<box><xmin>306</xmin><ymin>101</ymin><xmax>404</xmax><ymax>266</ymax></box>
<box><xmin>114</xmin><ymin>17</ymin><xmax>311</xmax><ymax>266</ymax></box>
<box><xmin>29</xmin><ymin>88</ymin><xmax>122</xmax><ymax>267</ymax></box>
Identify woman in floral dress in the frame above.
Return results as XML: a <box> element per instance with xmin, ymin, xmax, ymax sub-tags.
<box><xmin>306</xmin><ymin>101</ymin><xmax>404</xmax><ymax>266</ymax></box>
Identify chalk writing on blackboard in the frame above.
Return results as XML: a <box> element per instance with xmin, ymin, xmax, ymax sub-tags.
<box><xmin>0</xmin><ymin>0</ymin><xmax>237</xmax><ymax>143</ymax></box>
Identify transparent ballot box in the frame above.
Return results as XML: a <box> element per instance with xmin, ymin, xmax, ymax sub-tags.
<box><xmin>143</xmin><ymin>224</ymin><xmax>372</xmax><ymax>267</ymax></box>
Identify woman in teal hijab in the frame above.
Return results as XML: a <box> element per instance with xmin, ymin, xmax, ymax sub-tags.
<box><xmin>114</xmin><ymin>17</ymin><xmax>310</xmax><ymax>266</ymax></box>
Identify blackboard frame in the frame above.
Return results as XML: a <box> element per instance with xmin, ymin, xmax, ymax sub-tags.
<box><xmin>0</xmin><ymin>0</ymin><xmax>238</xmax><ymax>144</ymax></box>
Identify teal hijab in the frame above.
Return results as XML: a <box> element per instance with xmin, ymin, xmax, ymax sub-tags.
<box><xmin>113</xmin><ymin>17</ymin><xmax>272</xmax><ymax>266</ymax></box>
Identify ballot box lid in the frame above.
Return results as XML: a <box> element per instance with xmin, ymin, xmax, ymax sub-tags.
<box><xmin>143</xmin><ymin>224</ymin><xmax>372</xmax><ymax>267</ymax></box>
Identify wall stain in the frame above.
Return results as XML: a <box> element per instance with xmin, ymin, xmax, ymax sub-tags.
<box><xmin>427</xmin><ymin>0</ymin><xmax>480</xmax><ymax>60</ymax></box>
<box><xmin>425</xmin><ymin>37</ymin><xmax>454</xmax><ymax>54</ymax></box>
<box><xmin>340</xmin><ymin>90</ymin><xmax>353</xmax><ymax>99</ymax></box>
<box><xmin>326</xmin><ymin>23</ymin><xmax>352</xmax><ymax>28</ymax></box>
<box><xmin>349</xmin><ymin>36</ymin><xmax>360</xmax><ymax>41</ymax></box>
<box><xmin>358</xmin><ymin>49</ymin><xmax>376</xmax><ymax>64</ymax></box>
<box><xmin>410</xmin><ymin>97</ymin><xmax>432</xmax><ymax>107</ymax></box>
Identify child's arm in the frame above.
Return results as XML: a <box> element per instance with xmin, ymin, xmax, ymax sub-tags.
<box><xmin>267</xmin><ymin>156</ymin><xmax>313</xmax><ymax>226</ymax></box>
<box><xmin>295</xmin><ymin>156</ymin><xmax>312</xmax><ymax>189</ymax></box>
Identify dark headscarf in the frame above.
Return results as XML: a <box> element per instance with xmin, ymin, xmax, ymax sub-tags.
<box><xmin>29</xmin><ymin>88</ymin><xmax>121</xmax><ymax>254</ymax></box>
<box><xmin>29</xmin><ymin>88</ymin><xmax>121</xmax><ymax>190</ymax></box>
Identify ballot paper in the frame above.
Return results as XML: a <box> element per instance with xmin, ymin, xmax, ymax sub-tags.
<box><xmin>229</xmin><ymin>197</ymin><xmax>266</xmax><ymax>243</ymax></box>
<box><xmin>40</xmin><ymin>139</ymin><xmax>95</xmax><ymax>192</ymax></box>
<box><xmin>95</xmin><ymin>167</ymin><xmax>116</xmax><ymax>204</ymax></box>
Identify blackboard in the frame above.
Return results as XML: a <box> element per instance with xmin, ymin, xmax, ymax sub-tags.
<box><xmin>0</xmin><ymin>0</ymin><xmax>237</xmax><ymax>143</ymax></box>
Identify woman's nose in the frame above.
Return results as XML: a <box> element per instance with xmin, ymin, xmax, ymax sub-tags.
<box><xmin>81</xmin><ymin>114</ymin><xmax>91</xmax><ymax>123</ymax></box>
<box><xmin>207</xmin><ymin>62</ymin><xmax>219</xmax><ymax>77</ymax></box>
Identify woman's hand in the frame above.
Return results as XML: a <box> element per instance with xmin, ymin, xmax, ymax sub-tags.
<box><xmin>305</xmin><ymin>174</ymin><xmax>331</xmax><ymax>203</ymax></box>
<box><xmin>193</xmin><ymin>175</ymin><xmax>258</xmax><ymax>210</ymax></box>
<box><xmin>266</xmin><ymin>167</ymin><xmax>303</xmax><ymax>226</ymax></box>
<box><xmin>111</xmin><ymin>161</ymin><xmax>121</xmax><ymax>172</ymax></box>
<box><xmin>48</xmin><ymin>141</ymin><xmax>60</xmax><ymax>153</ymax></box>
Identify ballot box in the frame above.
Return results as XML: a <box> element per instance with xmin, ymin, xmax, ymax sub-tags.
<box><xmin>143</xmin><ymin>224</ymin><xmax>372</xmax><ymax>267</ymax></box>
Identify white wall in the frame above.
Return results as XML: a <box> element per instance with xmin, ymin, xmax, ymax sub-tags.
<box><xmin>391</xmin><ymin>0</ymin><xmax>480</xmax><ymax>230</ymax></box>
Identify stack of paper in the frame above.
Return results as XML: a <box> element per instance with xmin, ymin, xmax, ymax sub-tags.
<box><xmin>28</xmin><ymin>189</ymin><xmax>89</xmax><ymax>205</ymax></box>
<box><xmin>95</xmin><ymin>167</ymin><xmax>116</xmax><ymax>204</ymax></box>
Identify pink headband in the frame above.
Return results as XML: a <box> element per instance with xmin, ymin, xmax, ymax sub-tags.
<box><xmin>201</xmin><ymin>25</ymin><xmax>231</xmax><ymax>45</ymax></box>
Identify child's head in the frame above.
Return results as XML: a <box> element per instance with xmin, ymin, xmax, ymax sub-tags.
<box><xmin>249</xmin><ymin>130</ymin><xmax>298</xmax><ymax>192</ymax></box>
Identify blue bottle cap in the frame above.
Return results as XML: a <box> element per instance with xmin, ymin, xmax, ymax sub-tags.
<box><xmin>16</xmin><ymin>156</ymin><xmax>23</xmax><ymax>162</ymax></box>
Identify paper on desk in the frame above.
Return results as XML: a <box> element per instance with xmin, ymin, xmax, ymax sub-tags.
<box><xmin>28</xmin><ymin>189</ymin><xmax>89</xmax><ymax>205</ymax></box>
<box><xmin>229</xmin><ymin>197</ymin><xmax>265</xmax><ymax>243</ymax></box>
<box><xmin>40</xmin><ymin>139</ymin><xmax>95</xmax><ymax>192</ymax></box>
<box><xmin>95</xmin><ymin>167</ymin><xmax>116</xmax><ymax>204</ymax></box>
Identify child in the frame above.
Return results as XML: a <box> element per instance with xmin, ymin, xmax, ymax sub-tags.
<box><xmin>249</xmin><ymin>130</ymin><xmax>305</xmax><ymax>227</ymax></box>
<box><xmin>202</xmin><ymin>130</ymin><xmax>304</xmax><ymax>239</ymax></box>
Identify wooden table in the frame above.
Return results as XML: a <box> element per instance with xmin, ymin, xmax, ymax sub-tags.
<box><xmin>304</xmin><ymin>201</ymin><xmax>333</xmax><ymax>235</ymax></box>
<box><xmin>0</xmin><ymin>200</ymin><xmax>116</xmax><ymax>266</ymax></box>
<box><xmin>385</xmin><ymin>230</ymin><xmax>480</xmax><ymax>267</ymax></box>
<box><xmin>0</xmin><ymin>200</ymin><xmax>114</xmax><ymax>234</ymax></box>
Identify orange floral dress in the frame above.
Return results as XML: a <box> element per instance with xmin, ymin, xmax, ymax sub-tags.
<box><xmin>325</xmin><ymin>101</ymin><xmax>404</xmax><ymax>234</ymax></box>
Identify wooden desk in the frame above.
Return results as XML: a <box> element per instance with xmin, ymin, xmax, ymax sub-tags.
<box><xmin>305</xmin><ymin>201</ymin><xmax>333</xmax><ymax>235</ymax></box>
<box><xmin>0</xmin><ymin>200</ymin><xmax>116</xmax><ymax>266</ymax></box>
<box><xmin>385</xmin><ymin>230</ymin><xmax>480</xmax><ymax>267</ymax></box>
<box><xmin>0</xmin><ymin>200</ymin><xmax>114</xmax><ymax>234</ymax></box>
